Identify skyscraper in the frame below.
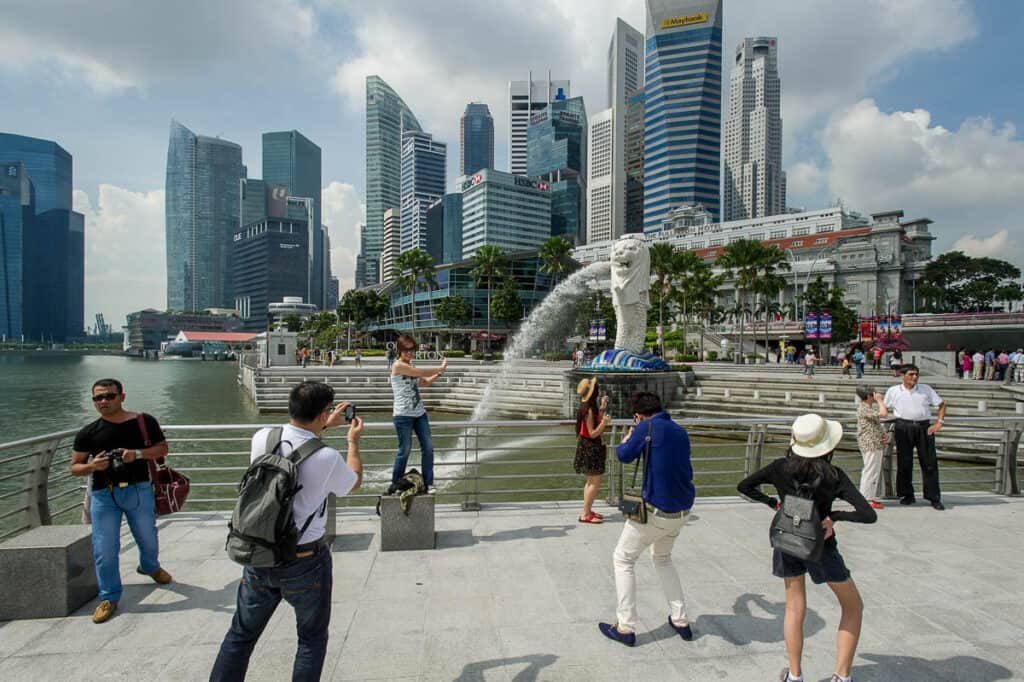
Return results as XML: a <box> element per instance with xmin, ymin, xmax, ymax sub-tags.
<box><xmin>643</xmin><ymin>0</ymin><xmax>723</xmax><ymax>231</ymax></box>
<box><xmin>165</xmin><ymin>120</ymin><xmax>245</xmax><ymax>311</ymax></box>
<box><xmin>624</xmin><ymin>90</ymin><xmax>646</xmax><ymax>233</ymax></box>
<box><xmin>723</xmin><ymin>36</ymin><xmax>785</xmax><ymax>221</ymax></box>
<box><xmin>600</xmin><ymin>18</ymin><xmax>645</xmax><ymax>240</ymax></box>
<box><xmin>460</xmin><ymin>102</ymin><xmax>494</xmax><ymax>176</ymax></box>
<box><xmin>586</xmin><ymin>108</ymin><xmax>615</xmax><ymax>243</ymax></box>
<box><xmin>508</xmin><ymin>74</ymin><xmax>570</xmax><ymax>175</ymax></box>
<box><xmin>459</xmin><ymin>169</ymin><xmax>551</xmax><ymax>258</ymax></box>
<box><xmin>399</xmin><ymin>130</ymin><xmax>447</xmax><ymax>254</ymax></box>
<box><xmin>0</xmin><ymin>133</ymin><xmax>85</xmax><ymax>340</ymax></box>
<box><xmin>366</xmin><ymin>76</ymin><xmax>422</xmax><ymax>285</ymax></box>
<box><xmin>262</xmin><ymin>130</ymin><xmax>326</xmax><ymax>308</ymax></box>
<box><xmin>380</xmin><ymin>208</ymin><xmax>401</xmax><ymax>283</ymax></box>
<box><xmin>527</xmin><ymin>96</ymin><xmax>587</xmax><ymax>244</ymax></box>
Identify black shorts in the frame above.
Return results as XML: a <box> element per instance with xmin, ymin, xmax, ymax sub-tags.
<box><xmin>772</xmin><ymin>544</ymin><xmax>851</xmax><ymax>584</ymax></box>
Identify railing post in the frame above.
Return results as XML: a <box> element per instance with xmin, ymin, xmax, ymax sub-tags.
<box><xmin>461</xmin><ymin>425</ymin><xmax>481</xmax><ymax>511</ymax></box>
<box><xmin>606</xmin><ymin>424</ymin><xmax>620</xmax><ymax>505</ymax></box>
<box><xmin>23</xmin><ymin>438</ymin><xmax>60</xmax><ymax>529</ymax></box>
<box><xmin>881</xmin><ymin>422</ymin><xmax>896</xmax><ymax>498</ymax></box>
<box><xmin>999</xmin><ymin>422</ymin><xmax>1021</xmax><ymax>496</ymax></box>
<box><xmin>743</xmin><ymin>424</ymin><xmax>765</xmax><ymax>477</ymax></box>
<box><xmin>325</xmin><ymin>493</ymin><xmax>337</xmax><ymax>542</ymax></box>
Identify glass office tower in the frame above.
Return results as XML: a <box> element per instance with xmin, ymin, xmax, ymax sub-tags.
<box><xmin>526</xmin><ymin>96</ymin><xmax>588</xmax><ymax>244</ymax></box>
<box><xmin>460</xmin><ymin>102</ymin><xmax>494</xmax><ymax>176</ymax></box>
<box><xmin>364</xmin><ymin>76</ymin><xmax>422</xmax><ymax>286</ymax></box>
<box><xmin>165</xmin><ymin>120</ymin><xmax>245</xmax><ymax>311</ymax></box>
<box><xmin>262</xmin><ymin>130</ymin><xmax>326</xmax><ymax>308</ymax></box>
<box><xmin>400</xmin><ymin>130</ymin><xmax>447</xmax><ymax>254</ymax></box>
<box><xmin>643</xmin><ymin>0</ymin><xmax>723</xmax><ymax>231</ymax></box>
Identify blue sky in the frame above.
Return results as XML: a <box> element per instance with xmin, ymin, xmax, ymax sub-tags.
<box><xmin>2</xmin><ymin>0</ymin><xmax>1022</xmax><ymax>326</ymax></box>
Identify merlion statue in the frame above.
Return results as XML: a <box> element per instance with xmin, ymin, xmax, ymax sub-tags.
<box><xmin>610</xmin><ymin>235</ymin><xmax>650</xmax><ymax>354</ymax></box>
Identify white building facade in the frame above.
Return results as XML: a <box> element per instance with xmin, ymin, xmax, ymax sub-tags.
<box><xmin>586</xmin><ymin>108</ymin><xmax>615</xmax><ymax>243</ymax></box>
<box><xmin>380</xmin><ymin>207</ymin><xmax>401</xmax><ymax>284</ymax></box>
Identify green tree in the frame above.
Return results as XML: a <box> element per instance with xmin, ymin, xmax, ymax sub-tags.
<box><xmin>917</xmin><ymin>251</ymin><xmax>1022</xmax><ymax>312</ymax></box>
<box><xmin>395</xmin><ymin>249</ymin><xmax>437</xmax><ymax>334</ymax></box>
<box><xmin>337</xmin><ymin>289</ymin><xmax>389</xmax><ymax>348</ymax></box>
<box><xmin>538</xmin><ymin>236</ymin><xmax>578</xmax><ymax>291</ymax></box>
<box><xmin>469</xmin><ymin>245</ymin><xmax>509</xmax><ymax>357</ymax></box>
<box><xmin>434</xmin><ymin>294</ymin><xmax>473</xmax><ymax>350</ymax></box>
<box><xmin>281</xmin><ymin>315</ymin><xmax>302</xmax><ymax>333</ymax></box>
<box><xmin>717</xmin><ymin>240</ymin><xmax>789</xmax><ymax>363</ymax></box>
<box><xmin>802</xmin><ymin>276</ymin><xmax>858</xmax><ymax>349</ymax></box>
<box><xmin>491</xmin><ymin>276</ymin><xmax>523</xmax><ymax>325</ymax></box>
<box><xmin>649</xmin><ymin>242</ymin><xmax>675</xmax><ymax>353</ymax></box>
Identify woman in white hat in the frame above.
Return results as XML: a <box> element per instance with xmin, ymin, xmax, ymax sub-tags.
<box><xmin>737</xmin><ymin>414</ymin><xmax>877</xmax><ymax>682</ymax></box>
<box><xmin>574</xmin><ymin>377</ymin><xmax>611</xmax><ymax>524</ymax></box>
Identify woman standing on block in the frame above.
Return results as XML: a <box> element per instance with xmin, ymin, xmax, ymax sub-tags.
<box><xmin>574</xmin><ymin>377</ymin><xmax>611</xmax><ymax>524</ymax></box>
<box><xmin>737</xmin><ymin>414</ymin><xmax>877</xmax><ymax>682</ymax></box>
<box><xmin>390</xmin><ymin>333</ymin><xmax>446</xmax><ymax>493</ymax></box>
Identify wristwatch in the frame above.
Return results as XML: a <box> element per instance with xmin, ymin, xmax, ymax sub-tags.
<box><xmin>134</xmin><ymin>449</ymin><xmax>142</xmax><ymax>459</ymax></box>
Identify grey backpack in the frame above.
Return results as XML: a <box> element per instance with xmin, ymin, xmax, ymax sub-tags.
<box><xmin>226</xmin><ymin>428</ymin><xmax>326</xmax><ymax>567</ymax></box>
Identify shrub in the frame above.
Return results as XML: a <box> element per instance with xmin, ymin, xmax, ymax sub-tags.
<box><xmin>707</xmin><ymin>350</ymin><xmax>719</xmax><ymax>361</ymax></box>
<box><xmin>445</xmin><ymin>350</ymin><xmax>465</xmax><ymax>358</ymax></box>
<box><xmin>677</xmin><ymin>354</ymin><xmax>699</xmax><ymax>362</ymax></box>
<box><xmin>670</xmin><ymin>363</ymin><xmax>693</xmax><ymax>372</ymax></box>
<box><xmin>472</xmin><ymin>352</ymin><xmax>483</xmax><ymax>360</ymax></box>
<box><xmin>544</xmin><ymin>351</ymin><xmax>571</xmax><ymax>361</ymax></box>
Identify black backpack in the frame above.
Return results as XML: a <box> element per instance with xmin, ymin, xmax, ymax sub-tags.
<box><xmin>225</xmin><ymin>427</ymin><xmax>327</xmax><ymax>567</ymax></box>
<box><xmin>769</xmin><ymin>478</ymin><xmax>825</xmax><ymax>561</ymax></box>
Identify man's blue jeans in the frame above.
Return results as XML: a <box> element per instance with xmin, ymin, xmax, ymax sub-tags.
<box><xmin>90</xmin><ymin>481</ymin><xmax>160</xmax><ymax>603</ymax></box>
<box><xmin>856</xmin><ymin>362</ymin><xmax>864</xmax><ymax>378</ymax></box>
<box><xmin>392</xmin><ymin>413</ymin><xmax>434</xmax><ymax>486</ymax></box>
<box><xmin>210</xmin><ymin>548</ymin><xmax>333</xmax><ymax>682</ymax></box>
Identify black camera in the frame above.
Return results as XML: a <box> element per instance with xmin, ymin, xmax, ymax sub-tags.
<box><xmin>108</xmin><ymin>450</ymin><xmax>126</xmax><ymax>473</ymax></box>
<box><xmin>343</xmin><ymin>404</ymin><xmax>357</xmax><ymax>423</ymax></box>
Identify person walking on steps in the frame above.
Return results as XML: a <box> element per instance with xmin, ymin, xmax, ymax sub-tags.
<box><xmin>737</xmin><ymin>414</ymin><xmax>877</xmax><ymax>682</ymax></box>
<box><xmin>574</xmin><ymin>377</ymin><xmax>611</xmax><ymax>524</ymax></box>
<box><xmin>883</xmin><ymin>364</ymin><xmax>947</xmax><ymax>510</ymax></box>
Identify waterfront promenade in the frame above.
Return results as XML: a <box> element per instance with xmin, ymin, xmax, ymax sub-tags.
<box><xmin>1</xmin><ymin>494</ymin><xmax>1021</xmax><ymax>681</ymax></box>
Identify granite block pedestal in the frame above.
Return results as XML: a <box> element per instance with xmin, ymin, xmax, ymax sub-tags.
<box><xmin>0</xmin><ymin>525</ymin><xmax>96</xmax><ymax>620</ymax></box>
<box><xmin>379</xmin><ymin>495</ymin><xmax>435</xmax><ymax>551</ymax></box>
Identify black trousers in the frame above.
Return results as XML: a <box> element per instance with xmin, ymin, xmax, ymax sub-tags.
<box><xmin>893</xmin><ymin>419</ymin><xmax>941</xmax><ymax>502</ymax></box>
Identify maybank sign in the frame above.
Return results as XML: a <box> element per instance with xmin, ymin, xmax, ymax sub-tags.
<box><xmin>660</xmin><ymin>13</ymin><xmax>707</xmax><ymax>29</ymax></box>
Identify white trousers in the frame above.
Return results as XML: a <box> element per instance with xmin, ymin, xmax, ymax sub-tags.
<box><xmin>613</xmin><ymin>513</ymin><xmax>689</xmax><ymax>633</ymax></box>
<box><xmin>859</xmin><ymin>449</ymin><xmax>884</xmax><ymax>501</ymax></box>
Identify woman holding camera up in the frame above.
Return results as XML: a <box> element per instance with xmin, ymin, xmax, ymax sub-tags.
<box><xmin>390</xmin><ymin>333</ymin><xmax>447</xmax><ymax>493</ymax></box>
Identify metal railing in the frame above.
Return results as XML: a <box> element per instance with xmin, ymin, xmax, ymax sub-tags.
<box><xmin>0</xmin><ymin>417</ymin><xmax>1020</xmax><ymax>540</ymax></box>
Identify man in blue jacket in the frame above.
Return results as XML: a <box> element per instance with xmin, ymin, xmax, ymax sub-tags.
<box><xmin>599</xmin><ymin>392</ymin><xmax>696</xmax><ymax>647</ymax></box>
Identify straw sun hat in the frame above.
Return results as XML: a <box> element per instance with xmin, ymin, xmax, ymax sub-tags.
<box><xmin>789</xmin><ymin>413</ymin><xmax>843</xmax><ymax>458</ymax></box>
<box><xmin>576</xmin><ymin>377</ymin><xmax>597</xmax><ymax>402</ymax></box>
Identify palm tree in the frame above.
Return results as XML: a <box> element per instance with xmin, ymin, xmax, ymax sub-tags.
<box><xmin>756</xmin><ymin>293</ymin><xmax>783</xmax><ymax>363</ymax></box>
<box><xmin>685</xmin><ymin>263</ymin><xmax>725</xmax><ymax>361</ymax></box>
<box><xmin>538</xmin><ymin>236</ymin><xmax>577</xmax><ymax>292</ymax></box>
<box><xmin>395</xmin><ymin>249</ymin><xmax>437</xmax><ymax>335</ymax></box>
<box><xmin>649</xmin><ymin>242</ymin><xmax>675</xmax><ymax>355</ymax></box>
<box><xmin>717</xmin><ymin>240</ymin><xmax>790</xmax><ymax>363</ymax></box>
<box><xmin>666</xmin><ymin>250</ymin><xmax>706</xmax><ymax>356</ymax></box>
<box><xmin>469</xmin><ymin>245</ymin><xmax>509</xmax><ymax>358</ymax></box>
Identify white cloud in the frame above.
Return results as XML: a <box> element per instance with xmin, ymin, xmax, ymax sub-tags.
<box><xmin>322</xmin><ymin>181</ymin><xmax>366</xmax><ymax>293</ymax></box>
<box><xmin>0</xmin><ymin>0</ymin><xmax>315</xmax><ymax>93</ymax></box>
<box><xmin>953</xmin><ymin>230</ymin><xmax>1021</xmax><ymax>263</ymax></box>
<box><xmin>73</xmin><ymin>186</ymin><xmax>165</xmax><ymax>328</ymax></box>
<box><xmin>790</xmin><ymin>99</ymin><xmax>1024</xmax><ymax>266</ymax></box>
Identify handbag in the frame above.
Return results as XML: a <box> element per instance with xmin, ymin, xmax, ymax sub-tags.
<box><xmin>136</xmin><ymin>414</ymin><xmax>191</xmax><ymax>516</ymax></box>
<box><xmin>769</xmin><ymin>479</ymin><xmax>824</xmax><ymax>561</ymax></box>
<box><xmin>618</xmin><ymin>421</ymin><xmax>651</xmax><ymax>524</ymax></box>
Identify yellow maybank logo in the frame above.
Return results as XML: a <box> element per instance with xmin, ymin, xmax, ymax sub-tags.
<box><xmin>660</xmin><ymin>13</ymin><xmax>708</xmax><ymax>29</ymax></box>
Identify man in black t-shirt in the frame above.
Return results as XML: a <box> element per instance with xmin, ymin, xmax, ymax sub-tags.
<box><xmin>71</xmin><ymin>378</ymin><xmax>173</xmax><ymax>624</ymax></box>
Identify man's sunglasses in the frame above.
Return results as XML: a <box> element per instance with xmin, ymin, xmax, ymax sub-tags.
<box><xmin>92</xmin><ymin>393</ymin><xmax>120</xmax><ymax>402</ymax></box>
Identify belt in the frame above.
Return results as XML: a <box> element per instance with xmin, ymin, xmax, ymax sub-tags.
<box><xmin>295</xmin><ymin>536</ymin><xmax>327</xmax><ymax>558</ymax></box>
<box><xmin>895</xmin><ymin>418</ymin><xmax>930</xmax><ymax>426</ymax></box>
<box><xmin>644</xmin><ymin>502</ymin><xmax>683</xmax><ymax>519</ymax></box>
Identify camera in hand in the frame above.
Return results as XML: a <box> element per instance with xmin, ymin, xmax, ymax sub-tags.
<box><xmin>108</xmin><ymin>450</ymin><xmax>126</xmax><ymax>473</ymax></box>
<box><xmin>343</xmin><ymin>404</ymin><xmax>357</xmax><ymax>423</ymax></box>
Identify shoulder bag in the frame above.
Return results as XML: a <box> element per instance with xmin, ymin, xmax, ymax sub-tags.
<box><xmin>137</xmin><ymin>414</ymin><xmax>191</xmax><ymax>516</ymax></box>
<box><xmin>618</xmin><ymin>421</ymin><xmax>652</xmax><ymax>524</ymax></box>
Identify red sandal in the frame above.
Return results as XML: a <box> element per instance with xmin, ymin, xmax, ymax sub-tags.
<box><xmin>578</xmin><ymin>512</ymin><xmax>603</xmax><ymax>524</ymax></box>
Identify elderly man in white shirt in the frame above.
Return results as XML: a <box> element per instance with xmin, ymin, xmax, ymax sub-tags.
<box><xmin>883</xmin><ymin>364</ymin><xmax>947</xmax><ymax>510</ymax></box>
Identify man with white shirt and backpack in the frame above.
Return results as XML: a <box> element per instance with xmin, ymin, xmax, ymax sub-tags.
<box><xmin>211</xmin><ymin>381</ymin><xmax>364</xmax><ymax>681</ymax></box>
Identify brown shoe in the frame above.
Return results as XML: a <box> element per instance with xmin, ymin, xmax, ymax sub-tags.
<box><xmin>93</xmin><ymin>600</ymin><xmax>117</xmax><ymax>624</ymax></box>
<box><xmin>137</xmin><ymin>566</ymin><xmax>173</xmax><ymax>584</ymax></box>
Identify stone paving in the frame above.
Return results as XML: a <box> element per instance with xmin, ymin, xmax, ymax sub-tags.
<box><xmin>1</xmin><ymin>493</ymin><xmax>1022</xmax><ymax>681</ymax></box>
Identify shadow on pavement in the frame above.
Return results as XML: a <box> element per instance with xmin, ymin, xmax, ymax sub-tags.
<box><xmin>454</xmin><ymin>654</ymin><xmax>558</xmax><ymax>682</ymax></box>
<box><xmin>331</xmin><ymin>533</ymin><xmax>374</xmax><ymax>552</ymax></box>
<box><xmin>850</xmin><ymin>653</ymin><xmax>1014</xmax><ymax>681</ymax></box>
<box><xmin>679</xmin><ymin>592</ymin><xmax>825</xmax><ymax>645</ymax></box>
<box><xmin>436</xmin><ymin>525</ymin><xmax>575</xmax><ymax>548</ymax></box>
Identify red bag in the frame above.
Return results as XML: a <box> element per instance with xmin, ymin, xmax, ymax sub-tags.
<box><xmin>137</xmin><ymin>414</ymin><xmax>191</xmax><ymax>516</ymax></box>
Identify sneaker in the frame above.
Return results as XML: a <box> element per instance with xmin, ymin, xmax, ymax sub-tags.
<box><xmin>869</xmin><ymin>500</ymin><xmax>884</xmax><ymax>510</ymax></box>
<box><xmin>931</xmin><ymin>501</ymin><xmax>946</xmax><ymax>511</ymax></box>
<box><xmin>779</xmin><ymin>668</ymin><xmax>802</xmax><ymax>682</ymax></box>
<box><xmin>92</xmin><ymin>600</ymin><xmax>117</xmax><ymax>624</ymax></box>
<box><xmin>598</xmin><ymin>622</ymin><xmax>636</xmax><ymax>647</ymax></box>
<box><xmin>668</xmin><ymin>615</ymin><xmax>693</xmax><ymax>640</ymax></box>
<box><xmin>899</xmin><ymin>496</ymin><xmax>916</xmax><ymax>505</ymax></box>
<box><xmin>427</xmin><ymin>486</ymin><xmax>437</xmax><ymax>495</ymax></box>
<box><xmin>137</xmin><ymin>566</ymin><xmax>173</xmax><ymax>584</ymax></box>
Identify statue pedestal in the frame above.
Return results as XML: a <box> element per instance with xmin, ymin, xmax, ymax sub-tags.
<box><xmin>563</xmin><ymin>369</ymin><xmax>682</xmax><ymax>419</ymax></box>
